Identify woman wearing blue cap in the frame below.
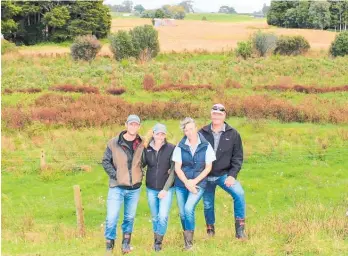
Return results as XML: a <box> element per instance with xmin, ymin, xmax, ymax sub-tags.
<box><xmin>142</xmin><ymin>123</ymin><xmax>176</xmax><ymax>252</ymax></box>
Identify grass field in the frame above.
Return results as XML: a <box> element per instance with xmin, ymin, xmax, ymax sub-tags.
<box><xmin>185</xmin><ymin>13</ymin><xmax>261</xmax><ymax>22</ymax></box>
<box><xmin>2</xmin><ymin>49</ymin><xmax>348</xmax><ymax>255</ymax></box>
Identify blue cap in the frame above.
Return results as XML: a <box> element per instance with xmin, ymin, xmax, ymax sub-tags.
<box><xmin>126</xmin><ymin>114</ymin><xmax>141</xmax><ymax>124</ymax></box>
<box><xmin>153</xmin><ymin>123</ymin><xmax>167</xmax><ymax>135</ymax></box>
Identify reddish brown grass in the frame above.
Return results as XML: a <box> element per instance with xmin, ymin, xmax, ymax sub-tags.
<box><xmin>256</xmin><ymin>84</ymin><xmax>348</xmax><ymax>94</ymax></box>
<box><xmin>143</xmin><ymin>74</ymin><xmax>156</xmax><ymax>91</ymax></box>
<box><xmin>106</xmin><ymin>87</ymin><xmax>126</xmax><ymax>95</ymax></box>
<box><xmin>50</xmin><ymin>84</ymin><xmax>99</xmax><ymax>94</ymax></box>
<box><xmin>2</xmin><ymin>88</ymin><xmax>42</xmax><ymax>94</ymax></box>
<box><xmin>150</xmin><ymin>84</ymin><xmax>214</xmax><ymax>92</ymax></box>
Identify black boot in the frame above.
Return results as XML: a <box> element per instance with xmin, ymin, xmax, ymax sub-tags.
<box><xmin>154</xmin><ymin>233</ymin><xmax>164</xmax><ymax>252</ymax></box>
<box><xmin>183</xmin><ymin>230</ymin><xmax>194</xmax><ymax>250</ymax></box>
<box><xmin>235</xmin><ymin>219</ymin><xmax>247</xmax><ymax>240</ymax></box>
<box><xmin>121</xmin><ymin>233</ymin><xmax>133</xmax><ymax>254</ymax></box>
<box><xmin>105</xmin><ymin>239</ymin><xmax>114</xmax><ymax>256</ymax></box>
<box><xmin>206</xmin><ymin>224</ymin><xmax>215</xmax><ymax>237</ymax></box>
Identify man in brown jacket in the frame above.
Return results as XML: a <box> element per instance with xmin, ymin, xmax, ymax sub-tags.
<box><xmin>102</xmin><ymin>114</ymin><xmax>144</xmax><ymax>255</ymax></box>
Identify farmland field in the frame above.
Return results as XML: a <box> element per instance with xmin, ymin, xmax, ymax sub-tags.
<box><xmin>16</xmin><ymin>16</ymin><xmax>338</xmax><ymax>56</ymax></box>
<box><xmin>2</xmin><ymin>14</ymin><xmax>348</xmax><ymax>256</ymax></box>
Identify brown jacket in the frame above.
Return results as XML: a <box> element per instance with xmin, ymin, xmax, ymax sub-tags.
<box><xmin>102</xmin><ymin>131</ymin><xmax>144</xmax><ymax>189</ymax></box>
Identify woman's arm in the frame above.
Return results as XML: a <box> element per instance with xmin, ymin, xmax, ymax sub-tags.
<box><xmin>175</xmin><ymin>161</ymin><xmax>197</xmax><ymax>193</ymax></box>
<box><xmin>163</xmin><ymin>161</ymin><xmax>175</xmax><ymax>191</ymax></box>
<box><xmin>193</xmin><ymin>163</ymin><xmax>212</xmax><ymax>185</ymax></box>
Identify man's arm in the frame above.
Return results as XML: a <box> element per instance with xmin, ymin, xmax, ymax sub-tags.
<box><xmin>228</xmin><ymin>132</ymin><xmax>243</xmax><ymax>179</ymax></box>
<box><xmin>102</xmin><ymin>145</ymin><xmax>117</xmax><ymax>180</ymax></box>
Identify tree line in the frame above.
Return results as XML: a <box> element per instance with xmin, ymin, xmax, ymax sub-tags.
<box><xmin>1</xmin><ymin>0</ymin><xmax>111</xmax><ymax>45</ymax></box>
<box><xmin>267</xmin><ymin>0</ymin><xmax>348</xmax><ymax>31</ymax></box>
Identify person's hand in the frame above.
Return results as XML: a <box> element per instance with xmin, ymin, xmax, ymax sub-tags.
<box><xmin>185</xmin><ymin>179</ymin><xmax>196</xmax><ymax>193</ymax></box>
<box><xmin>158</xmin><ymin>190</ymin><xmax>167</xmax><ymax>199</ymax></box>
<box><xmin>224</xmin><ymin>176</ymin><xmax>235</xmax><ymax>187</ymax></box>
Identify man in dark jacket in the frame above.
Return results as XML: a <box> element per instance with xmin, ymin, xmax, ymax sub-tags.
<box><xmin>102</xmin><ymin>114</ymin><xmax>144</xmax><ymax>255</ymax></box>
<box><xmin>199</xmin><ymin>104</ymin><xmax>246</xmax><ymax>239</ymax></box>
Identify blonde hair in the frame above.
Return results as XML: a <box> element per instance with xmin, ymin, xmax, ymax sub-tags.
<box><xmin>180</xmin><ymin>117</ymin><xmax>195</xmax><ymax>131</ymax></box>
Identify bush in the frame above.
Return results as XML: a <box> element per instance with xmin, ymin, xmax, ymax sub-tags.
<box><xmin>106</xmin><ymin>87</ymin><xmax>126</xmax><ymax>95</ymax></box>
<box><xmin>274</xmin><ymin>35</ymin><xmax>310</xmax><ymax>56</ymax></box>
<box><xmin>202</xmin><ymin>16</ymin><xmax>207</xmax><ymax>21</ymax></box>
<box><xmin>109</xmin><ymin>25</ymin><xmax>160</xmax><ymax>61</ymax></box>
<box><xmin>252</xmin><ymin>31</ymin><xmax>277</xmax><ymax>57</ymax></box>
<box><xmin>330</xmin><ymin>31</ymin><xmax>348</xmax><ymax>57</ymax></box>
<box><xmin>109</xmin><ymin>30</ymin><xmax>134</xmax><ymax>61</ymax></box>
<box><xmin>235</xmin><ymin>40</ymin><xmax>253</xmax><ymax>59</ymax></box>
<box><xmin>143</xmin><ymin>74</ymin><xmax>156</xmax><ymax>90</ymax></box>
<box><xmin>70</xmin><ymin>35</ymin><xmax>101</xmax><ymax>61</ymax></box>
<box><xmin>1</xmin><ymin>39</ymin><xmax>17</xmax><ymax>55</ymax></box>
<box><xmin>129</xmin><ymin>25</ymin><xmax>160</xmax><ymax>59</ymax></box>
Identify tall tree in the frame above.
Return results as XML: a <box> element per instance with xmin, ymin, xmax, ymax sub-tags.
<box><xmin>179</xmin><ymin>1</ymin><xmax>194</xmax><ymax>13</ymax></box>
<box><xmin>134</xmin><ymin>4</ymin><xmax>145</xmax><ymax>14</ymax></box>
<box><xmin>218</xmin><ymin>6</ymin><xmax>237</xmax><ymax>14</ymax></box>
<box><xmin>308</xmin><ymin>1</ymin><xmax>331</xmax><ymax>30</ymax></box>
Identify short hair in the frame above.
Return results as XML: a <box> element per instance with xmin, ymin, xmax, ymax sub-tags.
<box><xmin>180</xmin><ymin>117</ymin><xmax>195</xmax><ymax>131</ymax></box>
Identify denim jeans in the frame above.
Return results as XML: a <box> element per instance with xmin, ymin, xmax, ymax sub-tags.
<box><xmin>146</xmin><ymin>187</ymin><xmax>174</xmax><ymax>236</ymax></box>
<box><xmin>203</xmin><ymin>174</ymin><xmax>246</xmax><ymax>225</ymax></box>
<box><xmin>104</xmin><ymin>187</ymin><xmax>141</xmax><ymax>240</ymax></box>
<box><xmin>176</xmin><ymin>186</ymin><xmax>205</xmax><ymax>231</ymax></box>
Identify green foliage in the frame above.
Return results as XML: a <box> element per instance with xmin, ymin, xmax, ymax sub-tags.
<box><xmin>109</xmin><ymin>25</ymin><xmax>159</xmax><ymax>61</ymax></box>
<box><xmin>109</xmin><ymin>30</ymin><xmax>134</xmax><ymax>61</ymax></box>
<box><xmin>1</xmin><ymin>0</ymin><xmax>111</xmax><ymax>45</ymax></box>
<box><xmin>134</xmin><ymin>4</ymin><xmax>145</xmax><ymax>13</ymax></box>
<box><xmin>1</xmin><ymin>39</ymin><xmax>17</xmax><ymax>55</ymax></box>
<box><xmin>308</xmin><ymin>1</ymin><xmax>331</xmax><ymax>30</ymax></box>
<box><xmin>274</xmin><ymin>35</ymin><xmax>310</xmax><ymax>56</ymax></box>
<box><xmin>252</xmin><ymin>31</ymin><xmax>277</xmax><ymax>57</ymax></box>
<box><xmin>70</xmin><ymin>35</ymin><xmax>101</xmax><ymax>61</ymax></box>
<box><xmin>267</xmin><ymin>0</ymin><xmax>348</xmax><ymax>31</ymax></box>
<box><xmin>130</xmin><ymin>25</ymin><xmax>160</xmax><ymax>59</ymax></box>
<box><xmin>235</xmin><ymin>40</ymin><xmax>253</xmax><ymax>59</ymax></box>
<box><xmin>330</xmin><ymin>31</ymin><xmax>348</xmax><ymax>57</ymax></box>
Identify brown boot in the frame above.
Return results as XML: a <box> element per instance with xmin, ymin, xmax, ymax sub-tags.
<box><xmin>235</xmin><ymin>218</ymin><xmax>247</xmax><ymax>240</ymax></box>
<box><xmin>183</xmin><ymin>230</ymin><xmax>194</xmax><ymax>250</ymax></box>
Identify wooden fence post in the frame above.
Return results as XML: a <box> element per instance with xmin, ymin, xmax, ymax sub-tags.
<box><xmin>73</xmin><ymin>185</ymin><xmax>86</xmax><ymax>237</ymax></box>
<box><xmin>40</xmin><ymin>150</ymin><xmax>46</xmax><ymax>170</ymax></box>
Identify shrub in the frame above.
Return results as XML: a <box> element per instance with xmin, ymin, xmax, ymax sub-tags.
<box><xmin>106</xmin><ymin>87</ymin><xmax>126</xmax><ymax>95</ymax></box>
<box><xmin>274</xmin><ymin>35</ymin><xmax>310</xmax><ymax>56</ymax></box>
<box><xmin>129</xmin><ymin>25</ymin><xmax>160</xmax><ymax>59</ymax></box>
<box><xmin>109</xmin><ymin>25</ymin><xmax>160</xmax><ymax>61</ymax></box>
<box><xmin>143</xmin><ymin>74</ymin><xmax>156</xmax><ymax>90</ymax></box>
<box><xmin>224</xmin><ymin>78</ymin><xmax>242</xmax><ymax>89</ymax></box>
<box><xmin>109</xmin><ymin>30</ymin><xmax>134</xmax><ymax>61</ymax></box>
<box><xmin>1</xmin><ymin>39</ymin><xmax>17</xmax><ymax>55</ymax></box>
<box><xmin>70</xmin><ymin>35</ymin><xmax>101</xmax><ymax>61</ymax></box>
<box><xmin>252</xmin><ymin>31</ymin><xmax>277</xmax><ymax>57</ymax></box>
<box><xmin>202</xmin><ymin>16</ymin><xmax>207</xmax><ymax>21</ymax></box>
<box><xmin>330</xmin><ymin>31</ymin><xmax>348</xmax><ymax>57</ymax></box>
<box><xmin>235</xmin><ymin>40</ymin><xmax>253</xmax><ymax>59</ymax></box>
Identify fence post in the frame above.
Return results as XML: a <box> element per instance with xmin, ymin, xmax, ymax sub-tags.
<box><xmin>73</xmin><ymin>185</ymin><xmax>86</xmax><ymax>237</ymax></box>
<box><xmin>40</xmin><ymin>150</ymin><xmax>46</xmax><ymax>170</ymax></box>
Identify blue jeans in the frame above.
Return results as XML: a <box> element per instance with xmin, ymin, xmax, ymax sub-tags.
<box><xmin>176</xmin><ymin>186</ymin><xmax>205</xmax><ymax>231</ymax></box>
<box><xmin>203</xmin><ymin>174</ymin><xmax>245</xmax><ymax>225</ymax></box>
<box><xmin>146</xmin><ymin>187</ymin><xmax>174</xmax><ymax>236</ymax></box>
<box><xmin>104</xmin><ymin>187</ymin><xmax>141</xmax><ymax>240</ymax></box>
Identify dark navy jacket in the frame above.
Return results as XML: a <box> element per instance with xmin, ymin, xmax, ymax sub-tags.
<box><xmin>174</xmin><ymin>133</ymin><xmax>210</xmax><ymax>189</ymax></box>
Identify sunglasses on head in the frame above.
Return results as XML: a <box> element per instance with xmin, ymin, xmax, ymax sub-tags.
<box><xmin>212</xmin><ymin>106</ymin><xmax>225</xmax><ymax>112</ymax></box>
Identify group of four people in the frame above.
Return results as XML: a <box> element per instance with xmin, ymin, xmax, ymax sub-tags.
<box><xmin>102</xmin><ymin>104</ymin><xmax>246</xmax><ymax>254</ymax></box>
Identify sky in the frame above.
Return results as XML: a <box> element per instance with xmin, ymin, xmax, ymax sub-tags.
<box><xmin>103</xmin><ymin>0</ymin><xmax>271</xmax><ymax>14</ymax></box>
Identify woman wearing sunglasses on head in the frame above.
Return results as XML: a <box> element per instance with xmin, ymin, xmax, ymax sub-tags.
<box><xmin>172</xmin><ymin>117</ymin><xmax>216</xmax><ymax>250</ymax></box>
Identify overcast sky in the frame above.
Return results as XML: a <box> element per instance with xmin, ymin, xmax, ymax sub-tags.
<box><xmin>103</xmin><ymin>0</ymin><xmax>271</xmax><ymax>13</ymax></box>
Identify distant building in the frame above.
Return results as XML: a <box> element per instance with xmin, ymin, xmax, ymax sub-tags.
<box><xmin>154</xmin><ymin>18</ymin><xmax>176</xmax><ymax>27</ymax></box>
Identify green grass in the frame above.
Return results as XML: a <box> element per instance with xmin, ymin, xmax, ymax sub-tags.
<box><xmin>2</xmin><ymin>118</ymin><xmax>348</xmax><ymax>255</ymax></box>
<box><xmin>185</xmin><ymin>13</ymin><xmax>264</xmax><ymax>23</ymax></box>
